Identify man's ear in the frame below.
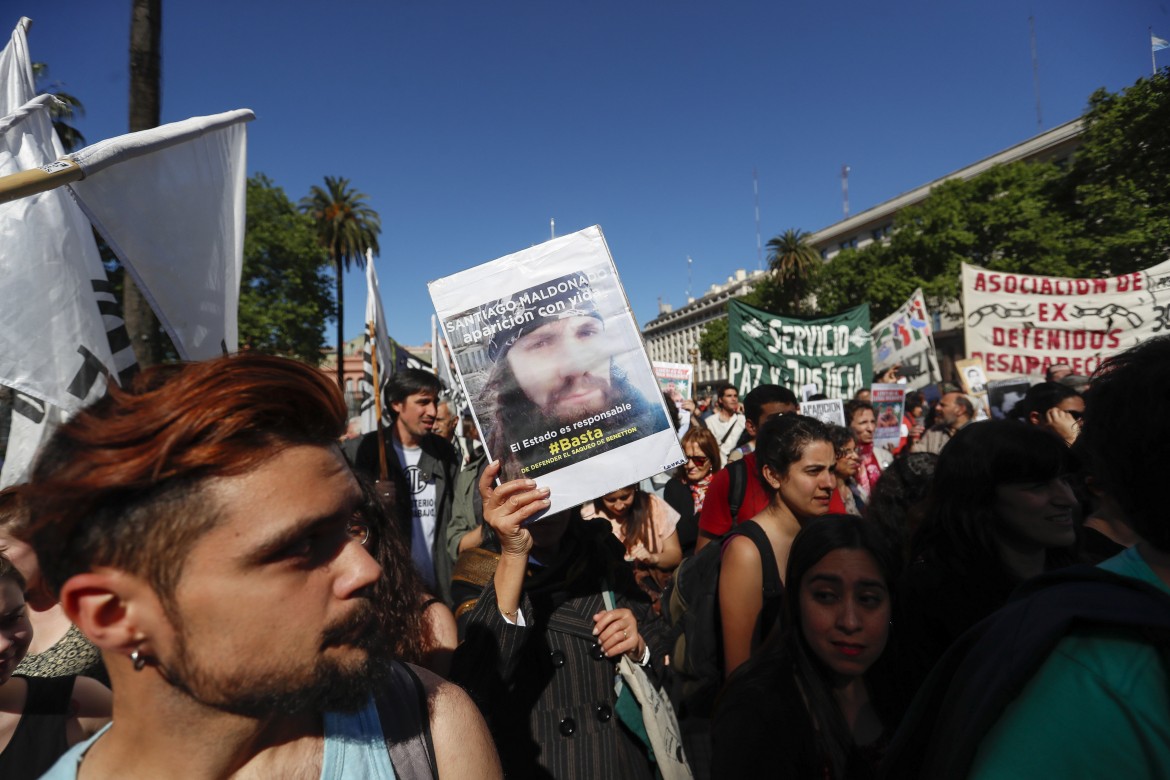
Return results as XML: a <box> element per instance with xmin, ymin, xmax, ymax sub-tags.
<box><xmin>1028</xmin><ymin>410</ymin><xmax>1042</xmax><ymax>426</ymax></box>
<box><xmin>59</xmin><ymin>569</ymin><xmax>163</xmax><ymax>654</ymax></box>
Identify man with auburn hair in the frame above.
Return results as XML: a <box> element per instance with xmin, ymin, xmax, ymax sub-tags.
<box><xmin>354</xmin><ymin>368</ymin><xmax>459</xmax><ymax>605</ymax></box>
<box><xmin>694</xmin><ymin>384</ymin><xmax>797</xmax><ymax>552</ymax></box>
<box><xmin>14</xmin><ymin>354</ymin><xmax>499</xmax><ymax>780</ymax></box>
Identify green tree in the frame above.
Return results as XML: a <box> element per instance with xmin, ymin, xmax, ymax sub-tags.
<box><xmin>31</xmin><ymin>63</ymin><xmax>86</xmax><ymax>152</ymax></box>
<box><xmin>764</xmin><ymin>228</ymin><xmax>821</xmax><ymax>316</ymax></box>
<box><xmin>300</xmin><ymin>176</ymin><xmax>382</xmax><ymax>388</ymax></box>
<box><xmin>239</xmin><ymin>175</ymin><xmax>334</xmax><ymax>362</ymax></box>
<box><xmin>1067</xmin><ymin>70</ymin><xmax>1170</xmax><ymax>276</ymax></box>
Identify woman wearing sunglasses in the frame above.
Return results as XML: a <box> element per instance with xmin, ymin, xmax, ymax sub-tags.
<box><xmin>663</xmin><ymin>426</ymin><xmax>722</xmax><ymax>557</ymax></box>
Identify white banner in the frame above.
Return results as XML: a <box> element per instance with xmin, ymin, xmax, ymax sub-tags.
<box><xmin>962</xmin><ymin>261</ymin><xmax>1170</xmax><ymax>379</ymax></box>
<box><xmin>0</xmin><ymin>97</ymin><xmax>125</xmax><ymax>485</ymax></box>
<box><xmin>871</xmin><ymin>288</ymin><xmax>940</xmax><ymax>390</ymax></box>
<box><xmin>360</xmin><ymin>251</ymin><xmax>393</xmax><ymax>435</ymax></box>
<box><xmin>0</xmin><ymin>18</ymin><xmax>34</xmax><ymax>116</ymax></box>
<box><xmin>67</xmin><ymin>109</ymin><xmax>254</xmax><ymax>360</ymax></box>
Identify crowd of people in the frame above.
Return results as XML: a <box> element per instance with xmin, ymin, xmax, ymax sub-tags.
<box><xmin>0</xmin><ymin>328</ymin><xmax>1167</xmax><ymax>778</ymax></box>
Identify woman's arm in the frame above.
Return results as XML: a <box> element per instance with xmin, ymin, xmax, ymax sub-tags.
<box><xmin>478</xmin><ymin>461</ymin><xmax>548</xmax><ymax>621</ymax></box>
<box><xmin>719</xmin><ymin>535</ymin><xmax>764</xmax><ymax>678</ymax></box>
<box><xmin>633</xmin><ymin>530</ymin><xmax>682</xmax><ymax>572</ymax></box>
<box><xmin>421</xmin><ymin>599</ymin><xmax>459</xmax><ymax>678</ymax></box>
<box><xmin>66</xmin><ymin>676</ymin><xmax>112</xmax><ymax>744</ymax></box>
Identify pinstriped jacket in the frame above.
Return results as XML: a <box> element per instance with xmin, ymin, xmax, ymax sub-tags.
<box><xmin>452</xmin><ymin>520</ymin><xmax>670</xmax><ymax>780</ymax></box>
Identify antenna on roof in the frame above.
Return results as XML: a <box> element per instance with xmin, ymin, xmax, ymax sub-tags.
<box><xmin>1030</xmin><ymin>15</ymin><xmax>1043</xmax><ymax>130</ymax></box>
<box><xmin>753</xmin><ymin>168</ymin><xmax>763</xmax><ymax>271</ymax></box>
<box><xmin>841</xmin><ymin>165</ymin><xmax>850</xmax><ymax>218</ymax></box>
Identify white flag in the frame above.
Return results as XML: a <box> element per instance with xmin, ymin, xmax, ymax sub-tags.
<box><xmin>359</xmin><ymin>250</ymin><xmax>393</xmax><ymax>435</ymax></box>
<box><xmin>0</xmin><ymin>97</ymin><xmax>123</xmax><ymax>486</ymax></box>
<box><xmin>0</xmin><ymin>18</ymin><xmax>35</xmax><ymax>116</ymax></box>
<box><xmin>1154</xmin><ymin>33</ymin><xmax>1170</xmax><ymax>52</ymax></box>
<box><xmin>66</xmin><ymin>109</ymin><xmax>254</xmax><ymax>360</ymax></box>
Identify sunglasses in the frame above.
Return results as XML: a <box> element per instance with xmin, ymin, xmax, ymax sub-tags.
<box><xmin>686</xmin><ymin>455</ymin><xmax>709</xmax><ymax>466</ymax></box>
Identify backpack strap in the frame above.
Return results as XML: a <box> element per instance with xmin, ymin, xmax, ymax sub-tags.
<box><xmin>375</xmin><ymin>661</ymin><xmax>439</xmax><ymax>780</ymax></box>
<box><xmin>727</xmin><ymin>459</ymin><xmax>747</xmax><ymax>523</ymax></box>
<box><xmin>732</xmin><ymin>520</ymin><xmax>782</xmax><ymax>598</ymax></box>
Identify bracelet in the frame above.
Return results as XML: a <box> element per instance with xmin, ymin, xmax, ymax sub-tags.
<box><xmin>500</xmin><ymin>607</ymin><xmax>519</xmax><ymax>620</ymax></box>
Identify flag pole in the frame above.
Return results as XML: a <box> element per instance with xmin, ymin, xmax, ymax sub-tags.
<box><xmin>0</xmin><ymin>159</ymin><xmax>84</xmax><ymax>206</ymax></box>
<box><xmin>369</xmin><ymin>320</ymin><xmax>389</xmax><ymax>481</ymax></box>
<box><xmin>1153</xmin><ymin>28</ymin><xmax>1158</xmax><ymax>77</ymax></box>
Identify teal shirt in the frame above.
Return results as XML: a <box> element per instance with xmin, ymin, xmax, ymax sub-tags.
<box><xmin>969</xmin><ymin>547</ymin><xmax>1170</xmax><ymax>779</ymax></box>
<box><xmin>39</xmin><ymin>696</ymin><xmax>396</xmax><ymax>779</ymax></box>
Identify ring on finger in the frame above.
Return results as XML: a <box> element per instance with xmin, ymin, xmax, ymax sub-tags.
<box><xmin>622</xmin><ymin>629</ymin><xmax>629</xmax><ymax>639</ymax></box>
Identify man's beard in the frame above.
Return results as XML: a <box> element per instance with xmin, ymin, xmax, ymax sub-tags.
<box><xmin>541</xmin><ymin>374</ymin><xmax>614</xmax><ymax>422</ymax></box>
<box><xmin>161</xmin><ymin>600</ymin><xmax>390</xmax><ymax>717</ymax></box>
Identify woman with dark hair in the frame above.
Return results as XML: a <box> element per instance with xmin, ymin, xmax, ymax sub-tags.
<box><xmin>719</xmin><ymin>415</ymin><xmax>836</xmax><ymax>677</ymax></box>
<box><xmin>451</xmin><ymin>464</ymin><xmax>670</xmax><ymax>779</ymax></box>
<box><xmin>712</xmin><ymin>515</ymin><xmax>904</xmax><ymax>779</ymax></box>
<box><xmin>865</xmin><ymin>452</ymin><xmax>938</xmax><ymax>561</ymax></box>
<box><xmin>0</xmin><ymin>554</ymin><xmax>111</xmax><ymax>777</ymax></box>
<box><xmin>582</xmin><ymin>484</ymin><xmax>682</xmax><ymax>608</ymax></box>
<box><xmin>827</xmin><ymin>425</ymin><xmax>865</xmax><ymax>517</ymax></box>
<box><xmin>1011</xmin><ymin>381</ymin><xmax>1084</xmax><ymax>445</ymax></box>
<box><xmin>663</xmin><ymin>426</ymin><xmax>722</xmax><ymax>557</ymax></box>
<box><xmin>896</xmin><ymin>420</ymin><xmax>1078</xmax><ymax>694</ymax></box>
<box><xmin>358</xmin><ymin>476</ymin><xmax>458</xmax><ymax>677</ymax></box>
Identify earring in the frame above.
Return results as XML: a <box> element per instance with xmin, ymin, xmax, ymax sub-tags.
<box><xmin>130</xmin><ymin>649</ymin><xmax>147</xmax><ymax>671</ymax></box>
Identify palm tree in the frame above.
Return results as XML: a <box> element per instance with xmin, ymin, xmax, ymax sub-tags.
<box><xmin>766</xmin><ymin>228</ymin><xmax>820</xmax><ymax>281</ymax></box>
<box><xmin>32</xmin><ymin>63</ymin><xmax>86</xmax><ymax>152</ymax></box>
<box><xmin>300</xmin><ymin>176</ymin><xmax>382</xmax><ymax>388</ymax></box>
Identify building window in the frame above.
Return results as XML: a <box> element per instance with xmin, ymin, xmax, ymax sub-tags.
<box><xmin>871</xmin><ymin>223</ymin><xmax>892</xmax><ymax>242</ymax></box>
<box><xmin>838</xmin><ymin>238</ymin><xmax>858</xmax><ymax>251</ymax></box>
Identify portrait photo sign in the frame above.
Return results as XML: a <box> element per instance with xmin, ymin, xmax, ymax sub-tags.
<box><xmin>428</xmin><ymin>225</ymin><xmax>684</xmax><ymax>515</ymax></box>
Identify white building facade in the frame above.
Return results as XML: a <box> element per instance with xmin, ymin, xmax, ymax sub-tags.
<box><xmin>641</xmin><ymin>269</ymin><xmax>767</xmax><ymax>390</ymax></box>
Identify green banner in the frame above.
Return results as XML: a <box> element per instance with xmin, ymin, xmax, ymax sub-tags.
<box><xmin>728</xmin><ymin>300</ymin><xmax>872</xmax><ymax>399</ymax></box>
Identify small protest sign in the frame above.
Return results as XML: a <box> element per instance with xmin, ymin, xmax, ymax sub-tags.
<box><xmin>955</xmin><ymin>357</ymin><xmax>991</xmax><ymax>418</ymax></box>
<box><xmin>428</xmin><ymin>226</ymin><xmax>684</xmax><ymax>515</ymax></box>
<box><xmin>652</xmin><ymin>361</ymin><xmax>694</xmax><ymax>401</ymax></box>
<box><xmin>987</xmin><ymin>377</ymin><xmax>1032</xmax><ymax>420</ymax></box>
<box><xmin>801</xmin><ymin>398</ymin><xmax>846</xmax><ymax>427</ymax></box>
<box><xmin>871</xmin><ymin>383</ymin><xmax>906</xmax><ymax>451</ymax></box>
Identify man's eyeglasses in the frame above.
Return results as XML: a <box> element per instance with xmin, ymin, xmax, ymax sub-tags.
<box><xmin>686</xmin><ymin>455</ymin><xmax>709</xmax><ymax>466</ymax></box>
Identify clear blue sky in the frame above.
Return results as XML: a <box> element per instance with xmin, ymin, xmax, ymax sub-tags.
<box><xmin>18</xmin><ymin>0</ymin><xmax>1168</xmax><ymax>348</ymax></box>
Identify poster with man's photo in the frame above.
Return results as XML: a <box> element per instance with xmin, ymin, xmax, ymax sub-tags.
<box><xmin>428</xmin><ymin>225</ymin><xmax>684</xmax><ymax>515</ymax></box>
<box><xmin>870</xmin><ymin>383</ymin><xmax>906</xmax><ymax>451</ymax></box>
<box><xmin>652</xmin><ymin>361</ymin><xmax>694</xmax><ymax>401</ymax></box>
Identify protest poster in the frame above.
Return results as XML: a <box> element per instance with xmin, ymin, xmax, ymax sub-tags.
<box><xmin>955</xmin><ymin>357</ymin><xmax>991</xmax><ymax>417</ymax></box>
<box><xmin>987</xmin><ymin>377</ymin><xmax>1032</xmax><ymax>421</ymax></box>
<box><xmin>801</xmin><ymin>398</ymin><xmax>846</xmax><ymax>427</ymax></box>
<box><xmin>871</xmin><ymin>289</ymin><xmax>941</xmax><ymax>390</ymax></box>
<box><xmin>871</xmin><ymin>383</ymin><xmax>906</xmax><ymax>451</ymax></box>
<box><xmin>962</xmin><ymin>260</ymin><xmax>1170</xmax><ymax>379</ymax></box>
<box><xmin>729</xmin><ymin>301</ymin><xmax>871</xmax><ymax>399</ymax></box>
<box><xmin>799</xmin><ymin>383</ymin><xmax>819</xmax><ymax>402</ymax></box>
<box><xmin>428</xmin><ymin>225</ymin><xmax>683</xmax><ymax>515</ymax></box>
<box><xmin>652</xmin><ymin>361</ymin><xmax>693</xmax><ymax>401</ymax></box>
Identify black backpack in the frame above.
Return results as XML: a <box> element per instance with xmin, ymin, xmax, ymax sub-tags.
<box><xmin>662</xmin><ymin>519</ymin><xmax>781</xmax><ymax>717</ymax></box>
